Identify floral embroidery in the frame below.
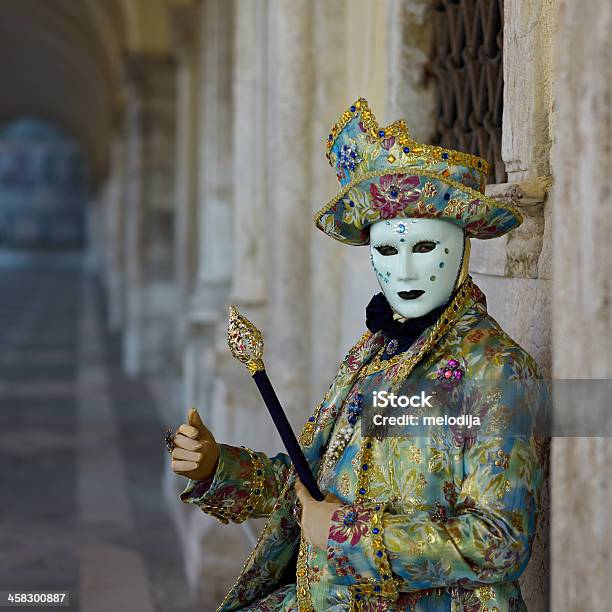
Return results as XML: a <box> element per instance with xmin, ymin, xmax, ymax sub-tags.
<box><xmin>441</xmin><ymin>197</ymin><xmax>464</xmax><ymax>217</ymax></box>
<box><xmin>342</xmin><ymin>188</ymin><xmax>381</xmax><ymax>229</ymax></box>
<box><xmin>329</xmin><ymin>505</ymin><xmax>373</xmax><ymax>546</ymax></box>
<box><xmin>494</xmin><ymin>449</ymin><xmax>509</xmax><ymax>469</ymax></box>
<box><xmin>467</xmin><ymin>329</ymin><xmax>485</xmax><ymax>343</ymax></box>
<box><xmin>407</xmin><ymin>446</ymin><xmax>422</xmax><ymax>464</ymax></box>
<box><xmin>369</xmin><ymin>174</ymin><xmax>421</xmax><ymax>218</ymax></box>
<box><xmin>430</xmin><ymin>501</ymin><xmax>448</xmax><ymax>524</ymax></box>
<box><xmin>209</xmin><ymin>484</ymin><xmax>249</xmax><ymax>515</ymax></box>
<box><xmin>422</xmin><ymin>181</ymin><xmax>438</xmax><ymax>197</ymax></box>
<box><xmin>443</xmin><ymin>481</ymin><xmax>458</xmax><ymax>506</ymax></box>
<box><xmin>464</xmin><ymin>218</ymin><xmax>501</xmax><ymax>238</ymax></box>
<box><xmin>381</xmin><ymin>136</ymin><xmax>395</xmax><ymax>150</ymax></box>
<box><xmin>327</xmin><ymin>548</ymin><xmax>358</xmax><ymax>579</ymax></box>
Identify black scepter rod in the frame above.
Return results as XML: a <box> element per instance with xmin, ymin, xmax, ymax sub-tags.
<box><xmin>227</xmin><ymin>305</ymin><xmax>324</xmax><ymax>501</ymax></box>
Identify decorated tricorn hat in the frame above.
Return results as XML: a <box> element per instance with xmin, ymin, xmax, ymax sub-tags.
<box><xmin>314</xmin><ymin>98</ymin><xmax>522</xmax><ymax>245</ymax></box>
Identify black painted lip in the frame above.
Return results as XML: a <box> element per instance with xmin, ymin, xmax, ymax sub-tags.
<box><xmin>398</xmin><ymin>290</ymin><xmax>425</xmax><ymax>300</ymax></box>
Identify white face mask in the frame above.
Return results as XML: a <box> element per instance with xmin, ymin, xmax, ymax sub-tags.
<box><xmin>369</xmin><ymin>217</ymin><xmax>465</xmax><ymax>319</ymax></box>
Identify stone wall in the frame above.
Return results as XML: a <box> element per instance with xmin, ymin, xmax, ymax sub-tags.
<box><xmin>551</xmin><ymin>0</ymin><xmax>612</xmax><ymax>609</ymax></box>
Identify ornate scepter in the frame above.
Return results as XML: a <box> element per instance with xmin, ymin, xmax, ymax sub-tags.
<box><xmin>227</xmin><ymin>305</ymin><xmax>324</xmax><ymax>501</ymax></box>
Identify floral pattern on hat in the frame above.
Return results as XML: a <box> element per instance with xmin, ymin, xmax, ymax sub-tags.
<box><xmin>369</xmin><ymin>174</ymin><xmax>421</xmax><ymax>218</ymax></box>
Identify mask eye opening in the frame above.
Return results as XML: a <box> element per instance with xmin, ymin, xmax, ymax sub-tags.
<box><xmin>373</xmin><ymin>244</ymin><xmax>398</xmax><ymax>256</ymax></box>
<box><xmin>412</xmin><ymin>240</ymin><xmax>437</xmax><ymax>254</ymax></box>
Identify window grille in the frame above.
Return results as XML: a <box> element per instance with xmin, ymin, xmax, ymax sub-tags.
<box><xmin>428</xmin><ymin>0</ymin><xmax>506</xmax><ymax>183</ymax></box>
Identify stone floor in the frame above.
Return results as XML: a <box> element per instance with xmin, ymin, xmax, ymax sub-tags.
<box><xmin>0</xmin><ymin>252</ymin><xmax>198</xmax><ymax>612</ymax></box>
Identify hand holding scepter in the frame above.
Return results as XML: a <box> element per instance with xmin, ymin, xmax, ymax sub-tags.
<box><xmin>227</xmin><ymin>305</ymin><xmax>324</xmax><ymax>501</ymax></box>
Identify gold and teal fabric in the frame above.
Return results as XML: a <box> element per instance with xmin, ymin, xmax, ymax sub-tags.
<box><xmin>180</xmin><ymin>278</ymin><xmax>548</xmax><ymax>611</ymax></box>
<box><xmin>314</xmin><ymin>99</ymin><xmax>522</xmax><ymax>245</ymax></box>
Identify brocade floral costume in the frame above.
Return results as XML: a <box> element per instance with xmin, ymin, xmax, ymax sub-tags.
<box><xmin>180</xmin><ymin>100</ymin><xmax>548</xmax><ymax>611</ymax></box>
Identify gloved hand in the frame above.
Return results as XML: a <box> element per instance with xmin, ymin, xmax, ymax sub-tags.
<box><xmin>295</xmin><ymin>478</ymin><xmax>343</xmax><ymax>550</ymax></box>
<box><xmin>170</xmin><ymin>407</ymin><xmax>220</xmax><ymax>481</ymax></box>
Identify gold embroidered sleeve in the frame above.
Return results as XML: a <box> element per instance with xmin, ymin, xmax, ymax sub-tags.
<box><xmin>179</xmin><ymin>443</ymin><xmax>292</xmax><ymax>523</ymax></box>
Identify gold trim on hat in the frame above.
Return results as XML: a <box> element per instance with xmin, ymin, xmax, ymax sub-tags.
<box><xmin>325</xmin><ymin>97</ymin><xmax>490</xmax><ymax>177</ymax></box>
<box><xmin>313</xmin><ymin>166</ymin><xmax>523</xmax><ymax>239</ymax></box>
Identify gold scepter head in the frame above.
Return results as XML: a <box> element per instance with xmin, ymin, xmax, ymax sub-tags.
<box><xmin>227</xmin><ymin>305</ymin><xmax>265</xmax><ymax>375</ymax></box>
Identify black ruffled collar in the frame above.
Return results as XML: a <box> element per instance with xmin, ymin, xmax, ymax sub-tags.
<box><xmin>365</xmin><ymin>292</ymin><xmax>450</xmax><ymax>360</ymax></box>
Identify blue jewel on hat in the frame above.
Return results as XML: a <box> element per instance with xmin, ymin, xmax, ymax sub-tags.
<box><xmin>338</xmin><ymin>144</ymin><xmax>362</xmax><ymax>171</ymax></box>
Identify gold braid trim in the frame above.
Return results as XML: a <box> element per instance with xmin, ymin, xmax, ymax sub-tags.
<box><xmin>325</xmin><ymin>98</ymin><xmax>490</xmax><ymax>176</ymax></box>
<box><xmin>313</xmin><ymin>167</ymin><xmax>522</xmax><ymax>230</ymax></box>
<box><xmin>455</xmin><ymin>237</ymin><xmax>471</xmax><ymax>290</ymax></box>
<box><xmin>357</xmin><ymin>277</ymin><xmax>475</xmax><ymax>380</ymax></box>
<box><xmin>347</xmin><ymin>503</ymin><xmax>400</xmax><ymax>605</ymax></box>
<box><xmin>200</xmin><ymin>446</ymin><xmax>266</xmax><ymax>524</ymax></box>
<box><xmin>296</xmin><ymin>535</ymin><xmax>315</xmax><ymax>612</ymax></box>
<box><xmin>232</xmin><ymin>446</ymin><xmax>266</xmax><ymax>523</ymax></box>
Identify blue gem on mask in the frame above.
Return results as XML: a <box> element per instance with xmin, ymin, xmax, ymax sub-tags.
<box><xmin>403</xmin><ymin>146</ymin><xmax>410</xmax><ymax>153</ymax></box>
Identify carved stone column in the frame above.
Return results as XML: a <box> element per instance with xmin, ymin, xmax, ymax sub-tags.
<box><xmin>502</xmin><ymin>0</ymin><xmax>554</xmax><ymax>183</ymax></box>
<box><xmin>122</xmin><ymin>54</ymin><xmax>177</xmax><ymax>375</ymax></box>
<box><xmin>468</xmin><ymin>0</ymin><xmax>554</xmax><ymax>370</ymax></box>
<box><xmin>170</xmin><ymin>3</ymin><xmax>200</xmax><ymax>365</ymax></box>
<box><xmin>219</xmin><ymin>0</ymin><xmax>274</xmax><ymax>450</ymax></box>
<box><xmin>102</xmin><ymin>122</ymin><xmax>126</xmax><ymax>333</ymax></box>
<box><xmin>264</xmin><ymin>0</ymin><xmax>314</xmax><ymax>429</ymax></box>
<box><xmin>551</xmin><ymin>1</ymin><xmax>612</xmax><ymax>609</ymax></box>
<box><xmin>307</xmin><ymin>0</ymin><xmax>350</xmax><ymax>407</ymax></box>
<box><xmin>183</xmin><ymin>0</ymin><xmax>234</xmax><ymax>425</ymax></box>
<box><xmin>175</xmin><ymin>2</ymin><xmax>266</xmax><ymax>607</ymax></box>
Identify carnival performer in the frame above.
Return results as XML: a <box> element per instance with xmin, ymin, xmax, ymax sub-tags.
<box><xmin>169</xmin><ymin>98</ymin><xmax>548</xmax><ymax>612</ymax></box>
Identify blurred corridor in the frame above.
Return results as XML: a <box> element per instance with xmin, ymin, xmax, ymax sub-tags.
<box><xmin>0</xmin><ymin>252</ymin><xmax>195</xmax><ymax>612</ymax></box>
